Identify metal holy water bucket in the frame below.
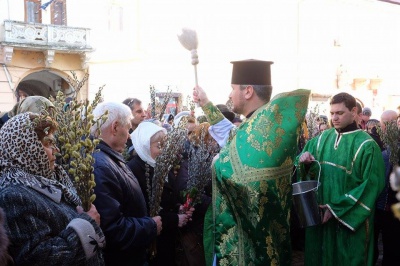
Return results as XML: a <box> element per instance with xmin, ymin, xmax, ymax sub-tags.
<box><xmin>292</xmin><ymin>160</ymin><xmax>322</xmax><ymax>228</ymax></box>
<box><xmin>292</xmin><ymin>180</ymin><xmax>321</xmax><ymax>228</ymax></box>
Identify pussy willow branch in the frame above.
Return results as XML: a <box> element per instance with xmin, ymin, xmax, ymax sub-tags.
<box><xmin>149</xmin><ymin>119</ymin><xmax>188</xmax><ymax>216</ymax></box>
<box><xmin>150</xmin><ymin>85</ymin><xmax>156</xmax><ymax>118</ymax></box>
<box><xmin>186</xmin><ymin>129</ymin><xmax>219</xmax><ymax>204</ymax></box>
<box><xmin>49</xmin><ymin>73</ymin><xmax>107</xmax><ymax>211</ymax></box>
<box><xmin>186</xmin><ymin>96</ymin><xmax>195</xmax><ymax>112</ymax></box>
<box><xmin>157</xmin><ymin>87</ymin><xmax>173</xmax><ymax>121</ymax></box>
<box><xmin>305</xmin><ymin>104</ymin><xmax>321</xmax><ymax>140</ymax></box>
<box><xmin>377</xmin><ymin>121</ymin><xmax>400</xmax><ymax>166</ymax></box>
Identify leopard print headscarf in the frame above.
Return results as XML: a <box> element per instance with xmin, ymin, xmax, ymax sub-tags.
<box><xmin>0</xmin><ymin>113</ymin><xmax>81</xmax><ymax>206</ymax></box>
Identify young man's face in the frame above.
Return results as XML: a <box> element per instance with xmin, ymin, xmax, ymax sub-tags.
<box><xmin>330</xmin><ymin>102</ymin><xmax>356</xmax><ymax>129</ymax></box>
<box><xmin>131</xmin><ymin>103</ymin><xmax>146</xmax><ymax>127</ymax></box>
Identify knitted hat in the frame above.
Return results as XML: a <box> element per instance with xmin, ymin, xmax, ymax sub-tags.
<box><xmin>362</xmin><ymin>107</ymin><xmax>372</xmax><ymax>116</ymax></box>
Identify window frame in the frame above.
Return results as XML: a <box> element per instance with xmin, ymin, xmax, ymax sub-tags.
<box><xmin>51</xmin><ymin>0</ymin><xmax>67</xmax><ymax>25</ymax></box>
<box><xmin>24</xmin><ymin>0</ymin><xmax>42</xmax><ymax>23</ymax></box>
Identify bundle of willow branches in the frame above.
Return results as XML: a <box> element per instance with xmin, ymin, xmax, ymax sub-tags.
<box><xmin>148</xmin><ymin>117</ymin><xmax>188</xmax><ymax>216</ymax></box>
<box><xmin>305</xmin><ymin>105</ymin><xmax>321</xmax><ymax>141</ymax></box>
<box><xmin>377</xmin><ymin>120</ymin><xmax>400</xmax><ymax>220</ymax></box>
<box><xmin>186</xmin><ymin>95</ymin><xmax>195</xmax><ymax>112</ymax></box>
<box><xmin>377</xmin><ymin>120</ymin><xmax>400</xmax><ymax>166</ymax></box>
<box><xmin>150</xmin><ymin>85</ymin><xmax>156</xmax><ymax>118</ymax></box>
<box><xmin>68</xmin><ymin>72</ymin><xmax>89</xmax><ymax>95</ymax></box>
<box><xmin>149</xmin><ymin>85</ymin><xmax>173</xmax><ymax>120</ymax></box>
<box><xmin>185</xmin><ymin>123</ymin><xmax>219</xmax><ymax>208</ymax></box>
<box><xmin>157</xmin><ymin>87</ymin><xmax>173</xmax><ymax>121</ymax></box>
<box><xmin>225</xmin><ymin>99</ymin><xmax>233</xmax><ymax>112</ymax></box>
<box><xmin>50</xmin><ymin>73</ymin><xmax>107</xmax><ymax>211</ymax></box>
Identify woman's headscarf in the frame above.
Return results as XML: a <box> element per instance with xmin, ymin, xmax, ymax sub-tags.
<box><xmin>131</xmin><ymin>121</ymin><xmax>166</xmax><ymax>167</ymax></box>
<box><xmin>173</xmin><ymin>111</ymin><xmax>191</xmax><ymax>127</ymax></box>
<box><xmin>0</xmin><ymin>113</ymin><xmax>81</xmax><ymax>206</ymax></box>
<box><xmin>8</xmin><ymin>96</ymin><xmax>54</xmax><ymax>118</ymax></box>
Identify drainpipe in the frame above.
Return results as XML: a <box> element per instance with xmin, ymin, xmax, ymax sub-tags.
<box><xmin>2</xmin><ymin>64</ymin><xmax>14</xmax><ymax>93</ymax></box>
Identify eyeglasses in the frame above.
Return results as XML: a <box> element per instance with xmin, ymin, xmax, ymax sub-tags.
<box><xmin>151</xmin><ymin>140</ymin><xmax>164</xmax><ymax>150</ymax></box>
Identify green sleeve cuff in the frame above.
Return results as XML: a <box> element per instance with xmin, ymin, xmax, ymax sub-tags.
<box><xmin>202</xmin><ymin>102</ymin><xmax>225</xmax><ymax>125</ymax></box>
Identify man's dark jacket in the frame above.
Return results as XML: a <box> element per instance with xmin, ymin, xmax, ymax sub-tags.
<box><xmin>93</xmin><ymin>141</ymin><xmax>157</xmax><ymax>266</ymax></box>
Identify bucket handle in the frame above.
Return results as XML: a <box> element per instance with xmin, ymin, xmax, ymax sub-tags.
<box><xmin>292</xmin><ymin>160</ymin><xmax>321</xmax><ymax>191</ymax></box>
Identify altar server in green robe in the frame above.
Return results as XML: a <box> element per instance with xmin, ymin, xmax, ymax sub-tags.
<box><xmin>194</xmin><ymin>59</ymin><xmax>310</xmax><ymax>266</ymax></box>
<box><xmin>298</xmin><ymin>92</ymin><xmax>385</xmax><ymax>266</ymax></box>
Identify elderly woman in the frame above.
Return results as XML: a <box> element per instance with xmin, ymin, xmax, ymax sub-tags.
<box><xmin>0</xmin><ymin>96</ymin><xmax>54</xmax><ymax>130</ymax></box>
<box><xmin>0</xmin><ymin>113</ymin><xmax>105</xmax><ymax>266</ymax></box>
<box><xmin>127</xmin><ymin>121</ymin><xmax>192</xmax><ymax>266</ymax></box>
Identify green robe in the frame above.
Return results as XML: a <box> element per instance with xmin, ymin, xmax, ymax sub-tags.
<box><xmin>203</xmin><ymin>89</ymin><xmax>310</xmax><ymax>266</ymax></box>
<box><xmin>297</xmin><ymin>127</ymin><xmax>385</xmax><ymax>266</ymax></box>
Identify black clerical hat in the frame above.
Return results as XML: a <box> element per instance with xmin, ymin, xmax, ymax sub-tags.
<box><xmin>231</xmin><ymin>59</ymin><xmax>273</xmax><ymax>85</ymax></box>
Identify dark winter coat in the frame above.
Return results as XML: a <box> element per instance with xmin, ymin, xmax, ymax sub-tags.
<box><xmin>0</xmin><ymin>208</ymin><xmax>12</xmax><ymax>266</ymax></box>
<box><xmin>0</xmin><ymin>186</ymin><xmax>104</xmax><ymax>266</ymax></box>
<box><xmin>127</xmin><ymin>155</ymin><xmax>180</xmax><ymax>266</ymax></box>
<box><xmin>93</xmin><ymin>141</ymin><xmax>157</xmax><ymax>266</ymax></box>
<box><xmin>0</xmin><ymin>113</ymin><xmax>9</xmax><ymax>131</ymax></box>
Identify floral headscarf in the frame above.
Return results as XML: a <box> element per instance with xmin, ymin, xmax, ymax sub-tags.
<box><xmin>0</xmin><ymin>113</ymin><xmax>81</xmax><ymax>206</ymax></box>
<box><xmin>8</xmin><ymin>96</ymin><xmax>54</xmax><ymax>118</ymax></box>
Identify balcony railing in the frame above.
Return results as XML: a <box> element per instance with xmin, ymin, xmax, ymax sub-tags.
<box><xmin>1</xmin><ymin>20</ymin><xmax>92</xmax><ymax>52</ymax></box>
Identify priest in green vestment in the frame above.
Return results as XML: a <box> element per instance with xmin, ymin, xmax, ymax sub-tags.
<box><xmin>193</xmin><ymin>59</ymin><xmax>311</xmax><ymax>265</ymax></box>
<box><xmin>297</xmin><ymin>92</ymin><xmax>385</xmax><ymax>266</ymax></box>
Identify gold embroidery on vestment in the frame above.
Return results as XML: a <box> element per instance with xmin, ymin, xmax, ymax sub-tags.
<box><xmin>202</xmin><ymin>102</ymin><xmax>224</xmax><ymax>125</ymax></box>
<box><xmin>345</xmin><ymin>194</ymin><xmax>371</xmax><ymax>212</ymax></box>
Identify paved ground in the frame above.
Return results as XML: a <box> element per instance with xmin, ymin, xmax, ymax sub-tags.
<box><xmin>291</xmin><ymin>234</ymin><xmax>383</xmax><ymax>266</ymax></box>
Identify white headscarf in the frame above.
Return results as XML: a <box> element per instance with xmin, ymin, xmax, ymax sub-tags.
<box><xmin>131</xmin><ymin>121</ymin><xmax>167</xmax><ymax>167</ymax></box>
<box><xmin>173</xmin><ymin>111</ymin><xmax>191</xmax><ymax>127</ymax></box>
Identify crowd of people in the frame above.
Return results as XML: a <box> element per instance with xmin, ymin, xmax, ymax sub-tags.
<box><xmin>0</xmin><ymin>58</ymin><xmax>399</xmax><ymax>266</ymax></box>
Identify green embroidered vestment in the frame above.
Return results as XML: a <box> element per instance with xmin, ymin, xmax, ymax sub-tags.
<box><xmin>297</xmin><ymin>128</ymin><xmax>385</xmax><ymax>266</ymax></box>
<box><xmin>203</xmin><ymin>89</ymin><xmax>311</xmax><ymax>266</ymax></box>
